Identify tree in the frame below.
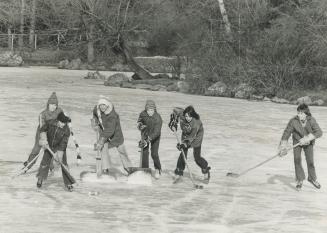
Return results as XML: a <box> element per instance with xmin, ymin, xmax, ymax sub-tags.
<box><xmin>18</xmin><ymin>0</ymin><xmax>25</xmax><ymax>50</ymax></box>
<box><xmin>29</xmin><ymin>0</ymin><xmax>37</xmax><ymax>49</ymax></box>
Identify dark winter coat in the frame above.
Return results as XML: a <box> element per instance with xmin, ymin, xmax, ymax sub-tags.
<box><xmin>281</xmin><ymin>115</ymin><xmax>322</xmax><ymax>145</ymax></box>
<box><xmin>137</xmin><ymin>110</ymin><xmax>162</xmax><ymax>141</ymax></box>
<box><xmin>180</xmin><ymin>117</ymin><xmax>204</xmax><ymax>148</ymax></box>
<box><xmin>92</xmin><ymin>105</ymin><xmax>124</xmax><ymax>148</ymax></box>
<box><xmin>40</xmin><ymin>119</ymin><xmax>70</xmax><ymax>153</ymax></box>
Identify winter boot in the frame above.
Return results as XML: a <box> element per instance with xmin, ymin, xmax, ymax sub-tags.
<box><xmin>36</xmin><ymin>178</ymin><xmax>43</xmax><ymax>188</ymax></box>
<box><xmin>67</xmin><ymin>185</ymin><xmax>74</xmax><ymax>192</ymax></box>
<box><xmin>154</xmin><ymin>169</ymin><xmax>161</xmax><ymax>179</ymax></box>
<box><xmin>308</xmin><ymin>179</ymin><xmax>321</xmax><ymax>189</ymax></box>
<box><xmin>296</xmin><ymin>180</ymin><xmax>303</xmax><ymax>191</ymax></box>
<box><xmin>202</xmin><ymin>166</ymin><xmax>211</xmax><ymax>181</ymax></box>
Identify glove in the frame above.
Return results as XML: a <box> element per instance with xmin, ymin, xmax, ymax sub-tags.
<box><xmin>138</xmin><ymin>140</ymin><xmax>148</xmax><ymax>148</ymax></box>
<box><xmin>39</xmin><ymin>132</ymin><xmax>49</xmax><ymax>148</ymax></box>
<box><xmin>299</xmin><ymin>134</ymin><xmax>314</xmax><ymax>146</ymax></box>
<box><xmin>137</xmin><ymin>122</ymin><xmax>147</xmax><ymax>131</ymax></box>
<box><xmin>67</xmin><ymin>122</ymin><xmax>72</xmax><ymax>129</ymax></box>
<box><xmin>278</xmin><ymin>140</ymin><xmax>289</xmax><ymax>157</ymax></box>
<box><xmin>176</xmin><ymin>143</ymin><xmax>187</xmax><ymax>151</ymax></box>
<box><xmin>95</xmin><ymin>137</ymin><xmax>106</xmax><ymax>151</ymax></box>
<box><xmin>91</xmin><ymin>118</ymin><xmax>100</xmax><ymax>132</ymax></box>
<box><xmin>168</xmin><ymin>113</ymin><xmax>178</xmax><ymax>132</ymax></box>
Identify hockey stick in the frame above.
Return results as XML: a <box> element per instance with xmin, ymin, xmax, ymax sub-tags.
<box><xmin>45</xmin><ymin>146</ymin><xmax>76</xmax><ymax>184</ymax></box>
<box><xmin>173</xmin><ymin>130</ymin><xmax>203</xmax><ymax>189</ymax></box>
<box><xmin>12</xmin><ymin>153</ymin><xmax>42</xmax><ymax>179</ymax></box>
<box><xmin>95</xmin><ymin>131</ymin><xmax>102</xmax><ymax>178</ymax></box>
<box><xmin>226</xmin><ymin>143</ymin><xmax>300</xmax><ymax>178</ymax></box>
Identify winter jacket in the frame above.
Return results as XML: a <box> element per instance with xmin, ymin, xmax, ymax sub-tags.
<box><xmin>92</xmin><ymin>105</ymin><xmax>124</xmax><ymax>148</ymax></box>
<box><xmin>180</xmin><ymin>117</ymin><xmax>204</xmax><ymax>148</ymax></box>
<box><xmin>40</xmin><ymin>119</ymin><xmax>70</xmax><ymax>153</ymax></box>
<box><xmin>137</xmin><ymin>110</ymin><xmax>162</xmax><ymax>141</ymax></box>
<box><xmin>281</xmin><ymin>115</ymin><xmax>322</xmax><ymax>145</ymax></box>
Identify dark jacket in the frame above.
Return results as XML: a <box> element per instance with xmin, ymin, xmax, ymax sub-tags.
<box><xmin>39</xmin><ymin>107</ymin><xmax>63</xmax><ymax>127</ymax></box>
<box><xmin>281</xmin><ymin>115</ymin><xmax>322</xmax><ymax>145</ymax></box>
<box><xmin>180</xmin><ymin>117</ymin><xmax>204</xmax><ymax>148</ymax></box>
<box><xmin>40</xmin><ymin>119</ymin><xmax>70</xmax><ymax>152</ymax></box>
<box><xmin>92</xmin><ymin>105</ymin><xmax>124</xmax><ymax>148</ymax></box>
<box><xmin>137</xmin><ymin>110</ymin><xmax>162</xmax><ymax>141</ymax></box>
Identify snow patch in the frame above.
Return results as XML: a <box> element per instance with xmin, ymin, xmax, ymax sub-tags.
<box><xmin>127</xmin><ymin>171</ymin><xmax>152</xmax><ymax>186</ymax></box>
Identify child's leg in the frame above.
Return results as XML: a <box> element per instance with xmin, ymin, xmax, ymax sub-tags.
<box><xmin>101</xmin><ymin>143</ymin><xmax>112</xmax><ymax>171</ymax></box>
<box><xmin>150</xmin><ymin>137</ymin><xmax>161</xmax><ymax>171</ymax></box>
<box><xmin>175</xmin><ymin>148</ymin><xmax>188</xmax><ymax>175</ymax></box>
<box><xmin>293</xmin><ymin>146</ymin><xmax>305</xmax><ymax>181</ymax></box>
<box><xmin>303</xmin><ymin>145</ymin><xmax>317</xmax><ymax>181</ymax></box>
<box><xmin>142</xmin><ymin>145</ymin><xmax>150</xmax><ymax>168</ymax></box>
<box><xmin>193</xmin><ymin>146</ymin><xmax>209</xmax><ymax>173</ymax></box>
<box><xmin>116</xmin><ymin>144</ymin><xmax>132</xmax><ymax>168</ymax></box>
<box><xmin>37</xmin><ymin>150</ymin><xmax>52</xmax><ymax>181</ymax></box>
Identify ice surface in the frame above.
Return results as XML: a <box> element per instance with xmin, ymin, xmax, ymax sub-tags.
<box><xmin>0</xmin><ymin>67</ymin><xmax>327</xmax><ymax>233</ymax></box>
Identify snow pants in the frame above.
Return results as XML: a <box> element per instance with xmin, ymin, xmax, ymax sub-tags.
<box><xmin>37</xmin><ymin>150</ymin><xmax>75</xmax><ymax>187</ymax></box>
<box><xmin>101</xmin><ymin>143</ymin><xmax>132</xmax><ymax>170</ymax></box>
<box><xmin>141</xmin><ymin>137</ymin><xmax>161</xmax><ymax>171</ymax></box>
<box><xmin>293</xmin><ymin>145</ymin><xmax>317</xmax><ymax>182</ymax></box>
<box><xmin>175</xmin><ymin>146</ymin><xmax>208</xmax><ymax>176</ymax></box>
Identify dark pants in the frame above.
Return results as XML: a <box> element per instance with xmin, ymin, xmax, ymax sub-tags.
<box><xmin>37</xmin><ymin>150</ymin><xmax>75</xmax><ymax>187</ymax></box>
<box><xmin>293</xmin><ymin>145</ymin><xmax>317</xmax><ymax>182</ymax></box>
<box><xmin>175</xmin><ymin>146</ymin><xmax>208</xmax><ymax>176</ymax></box>
<box><xmin>142</xmin><ymin>137</ymin><xmax>161</xmax><ymax>171</ymax></box>
<box><xmin>26</xmin><ymin>126</ymin><xmax>54</xmax><ymax>170</ymax></box>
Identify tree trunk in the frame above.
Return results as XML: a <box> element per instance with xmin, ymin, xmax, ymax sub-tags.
<box><xmin>119</xmin><ymin>37</ymin><xmax>153</xmax><ymax>80</ymax></box>
<box><xmin>217</xmin><ymin>0</ymin><xmax>232</xmax><ymax>39</ymax></box>
<box><xmin>18</xmin><ymin>0</ymin><xmax>25</xmax><ymax>50</ymax></box>
<box><xmin>8</xmin><ymin>27</ymin><xmax>12</xmax><ymax>50</ymax></box>
<box><xmin>87</xmin><ymin>23</ymin><xmax>95</xmax><ymax>63</ymax></box>
<box><xmin>29</xmin><ymin>0</ymin><xmax>37</xmax><ymax>50</ymax></box>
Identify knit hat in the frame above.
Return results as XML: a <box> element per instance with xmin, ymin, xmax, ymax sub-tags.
<box><xmin>47</xmin><ymin>92</ymin><xmax>58</xmax><ymax>106</ymax></box>
<box><xmin>145</xmin><ymin>100</ymin><xmax>156</xmax><ymax>111</ymax></box>
<box><xmin>57</xmin><ymin>112</ymin><xmax>71</xmax><ymax>123</ymax></box>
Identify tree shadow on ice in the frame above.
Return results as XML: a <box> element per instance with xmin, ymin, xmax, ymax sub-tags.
<box><xmin>267</xmin><ymin>174</ymin><xmax>297</xmax><ymax>191</ymax></box>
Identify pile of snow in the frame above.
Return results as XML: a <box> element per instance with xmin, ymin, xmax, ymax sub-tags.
<box><xmin>126</xmin><ymin>171</ymin><xmax>152</xmax><ymax>186</ymax></box>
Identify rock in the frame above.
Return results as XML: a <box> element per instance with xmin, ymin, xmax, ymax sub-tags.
<box><xmin>134</xmin><ymin>84</ymin><xmax>153</xmax><ymax>90</ymax></box>
<box><xmin>167</xmin><ymin>83</ymin><xmax>179</xmax><ymax>92</ymax></box>
<box><xmin>151</xmin><ymin>85</ymin><xmax>167</xmax><ymax>91</ymax></box>
<box><xmin>104</xmin><ymin>73</ymin><xmax>130</xmax><ymax>87</ymax></box>
<box><xmin>250</xmin><ymin>94</ymin><xmax>264</xmax><ymax>101</ymax></box>
<box><xmin>121</xmin><ymin>82</ymin><xmax>136</xmax><ymax>89</ymax></box>
<box><xmin>58</xmin><ymin>59</ymin><xmax>69</xmax><ymax>69</ymax></box>
<box><xmin>131</xmin><ymin>73</ymin><xmax>142</xmax><ymax>80</ymax></box>
<box><xmin>177</xmin><ymin>81</ymin><xmax>190</xmax><ymax>93</ymax></box>
<box><xmin>84</xmin><ymin>71</ymin><xmax>106</xmax><ymax>80</ymax></box>
<box><xmin>271</xmin><ymin>97</ymin><xmax>290</xmax><ymax>104</ymax></box>
<box><xmin>263</xmin><ymin>97</ymin><xmax>271</xmax><ymax>102</ymax></box>
<box><xmin>0</xmin><ymin>52</ymin><xmax>23</xmax><ymax>66</ymax></box>
<box><xmin>205</xmin><ymin>81</ymin><xmax>231</xmax><ymax>97</ymax></box>
<box><xmin>68</xmin><ymin>58</ymin><xmax>82</xmax><ymax>70</ymax></box>
<box><xmin>153</xmin><ymin>73</ymin><xmax>170</xmax><ymax>79</ymax></box>
<box><xmin>297</xmin><ymin>96</ymin><xmax>312</xmax><ymax>105</ymax></box>
<box><xmin>312</xmin><ymin>99</ymin><xmax>324</xmax><ymax>106</ymax></box>
<box><xmin>234</xmin><ymin>83</ymin><xmax>254</xmax><ymax>99</ymax></box>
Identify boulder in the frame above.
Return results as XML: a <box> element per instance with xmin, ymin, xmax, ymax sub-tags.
<box><xmin>250</xmin><ymin>94</ymin><xmax>264</xmax><ymax>101</ymax></box>
<box><xmin>234</xmin><ymin>83</ymin><xmax>254</xmax><ymax>99</ymax></box>
<box><xmin>205</xmin><ymin>81</ymin><xmax>230</xmax><ymax>97</ymax></box>
<box><xmin>131</xmin><ymin>73</ymin><xmax>142</xmax><ymax>80</ymax></box>
<box><xmin>297</xmin><ymin>96</ymin><xmax>312</xmax><ymax>105</ymax></box>
<box><xmin>167</xmin><ymin>83</ymin><xmax>179</xmax><ymax>92</ymax></box>
<box><xmin>312</xmin><ymin>99</ymin><xmax>324</xmax><ymax>106</ymax></box>
<box><xmin>263</xmin><ymin>97</ymin><xmax>271</xmax><ymax>102</ymax></box>
<box><xmin>153</xmin><ymin>73</ymin><xmax>170</xmax><ymax>79</ymax></box>
<box><xmin>0</xmin><ymin>52</ymin><xmax>23</xmax><ymax>66</ymax></box>
<box><xmin>177</xmin><ymin>81</ymin><xmax>190</xmax><ymax>93</ymax></box>
<box><xmin>84</xmin><ymin>71</ymin><xmax>106</xmax><ymax>80</ymax></box>
<box><xmin>151</xmin><ymin>85</ymin><xmax>167</xmax><ymax>91</ymax></box>
<box><xmin>104</xmin><ymin>73</ymin><xmax>130</xmax><ymax>87</ymax></box>
<box><xmin>58</xmin><ymin>59</ymin><xmax>69</xmax><ymax>69</ymax></box>
<box><xmin>271</xmin><ymin>97</ymin><xmax>290</xmax><ymax>104</ymax></box>
<box><xmin>134</xmin><ymin>84</ymin><xmax>153</xmax><ymax>90</ymax></box>
<box><xmin>68</xmin><ymin>58</ymin><xmax>82</xmax><ymax>70</ymax></box>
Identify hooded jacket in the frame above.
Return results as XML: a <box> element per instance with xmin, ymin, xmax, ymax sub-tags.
<box><xmin>281</xmin><ymin>115</ymin><xmax>322</xmax><ymax>145</ymax></box>
<box><xmin>137</xmin><ymin>100</ymin><xmax>162</xmax><ymax>141</ymax></box>
<box><xmin>92</xmin><ymin>96</ymin><xmax>124</xmax><ymax>148</ymax></box>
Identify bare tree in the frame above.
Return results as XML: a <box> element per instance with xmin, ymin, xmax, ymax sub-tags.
<box><xmin>29</xmin><ymin>0</ymin><xmax>37</xmax><ymax>49</ymax></box>
<box><xmin>18</xmin><ymin>0</ymin><xmax>25</xmax><ymax>50</ymax></box>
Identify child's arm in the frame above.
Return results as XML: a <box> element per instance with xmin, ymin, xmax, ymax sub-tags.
<box><xmin>310</xmin><ymin>117</ymin><xmax>323</xmax><ymax>139</ymax></box>
<box><xmin>281</xmin><ymin>119</ymin><xmax>294</xmax><ymax>141</ymax></box>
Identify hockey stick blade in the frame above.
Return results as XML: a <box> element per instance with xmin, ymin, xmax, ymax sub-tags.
<box><xmin>226</xmin><ymin>172</ymin><xmax>239</xmax><ymax>178</ymax></box>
